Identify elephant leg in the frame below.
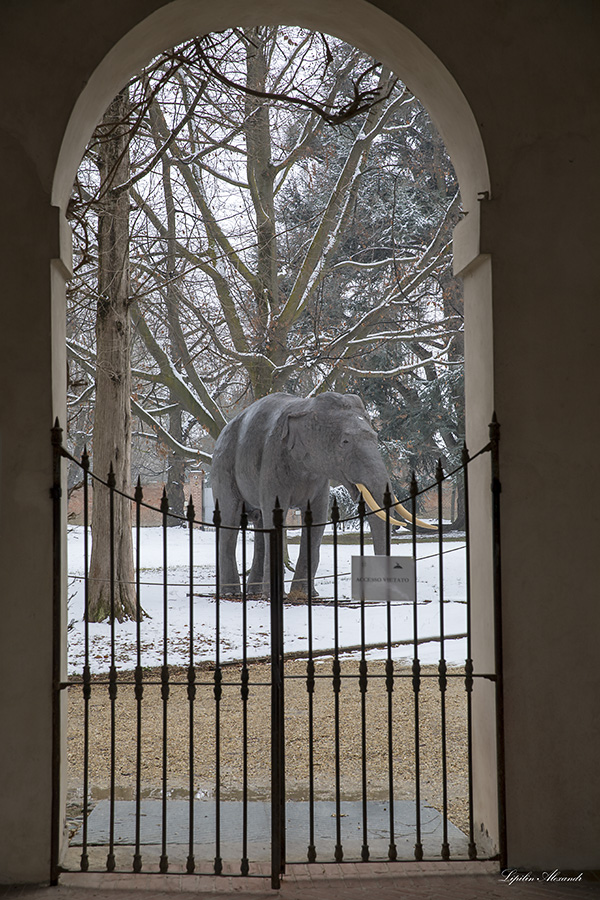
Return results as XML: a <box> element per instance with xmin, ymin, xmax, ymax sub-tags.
<box><xmin>367</xmin><ymin>512</ymin><xmax>388</xmax><ymax>556</ymax></box>
<box><xmin>289</xmin><ymin>492</ymin><xmax>328</xmax><ymax>601</ymax></box>
<box><xmin>216</xmin><ymin>498</ymin><xmax>242</xmax><ymax>597</ymax></box>
<box><xmin>247</xmin><ymin>518</ymin><xmax>266</xmax><ymax>597</ymax></box>
<box><xmin>259</xmin><ymin>502</ymin><xmax>291</xmax><ymax>599</ymax></box>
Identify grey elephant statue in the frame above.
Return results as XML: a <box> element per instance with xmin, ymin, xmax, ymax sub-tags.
<box><xmin>210</xmin><ymin>391</ymin><xmax>434</xmax><ymax>599</ymax></box>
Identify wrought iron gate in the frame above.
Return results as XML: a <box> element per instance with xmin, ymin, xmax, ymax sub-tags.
<box><xmin>52</xmin><ymin>419</ymin><xmax>505</xmax><ymax>887</ymax></box>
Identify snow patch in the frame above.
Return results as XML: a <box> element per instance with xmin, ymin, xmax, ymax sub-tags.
<box><xmin>67</xmin><ymin>526</ymin><xmax>468</xmax><ymax>675</ymax></box>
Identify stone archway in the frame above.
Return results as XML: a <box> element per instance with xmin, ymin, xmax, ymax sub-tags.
<box><xmin>50</xmin><ymin>0</ymin><xmax>497</xmax><ymax>874</ymax></box>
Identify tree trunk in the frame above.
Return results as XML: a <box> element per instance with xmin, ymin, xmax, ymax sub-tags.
<box><xmin>166</xmin><ymin>409</ymin><xmax>186</xmax><ymax>522</ymax></box>
<box><xmin>244</xmin><ymin>27</ymin><xmax>280</xmax><ymax>398</ymax></box>
<box><xmin>160</xmin><ymin>133</ymin><xmax>187</xmax><ymax>522</ymax></box>
<box><xmin>88</xmin><ymin>90</ymin><xmax>139</xmax><ymax>622</ymax></box>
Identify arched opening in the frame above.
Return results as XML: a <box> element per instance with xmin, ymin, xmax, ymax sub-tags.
<box><xmin>50</xmin><ymin>0</ymin><xmax>497</xmax><ymax>878</ymax></box>
<box><xmin>52</xmin><ymin>0</ymin><xmax>493</xmax><ymax>470</ymax></box>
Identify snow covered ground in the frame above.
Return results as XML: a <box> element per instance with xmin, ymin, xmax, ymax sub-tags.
<box><xmin>67</xmin><ymin>526</ymin><xmax>468</xmax><ymax>675</ymax></box>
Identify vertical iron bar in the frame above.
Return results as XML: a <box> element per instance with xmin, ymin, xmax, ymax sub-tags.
<box><xmin>187</xmin><ymin>495</ymin><xmax>196</xmax><ymax>875</ymax></box>
<box><xmin>213</xmin><ymin>502</ymin><xmax>223</xmax><ymax>876</ymax></box>
<box><xmin>240</xmin><ymin>504</ymin><xmax>249</xmax><ymax>876</ymax></box>
<box><xmin>160</xmin><ymin>487</ymin><xmax>170</xmax><ymax>874</ymax></box>
<box><xmin>383</xmin><ymin>486</ymin><xmax>397</xmax><ymax>861</ymax></box>
<box><xmin>462</xmin><ymin>445</ymin><xmax>477</xmax><ymax>860</ymax></box>
<box><xmin>80</xmin><ymin>446</ymin><xmax>91</xmax><ymax>873</ymax></box>
<box><xmin>331</xmin><ymin>500</ymin><xmax>343</xmax><ymax>863</ymax></box>
<box><xmin>358</xmin><ymin>493</ymin><xmax>369</xmax><ymax>862</ymax></box>
<box><xmin>305</xmin><ymin>502</ymin><xmax>316</xmax><ymax>863</ymax></box>
<box><xmin>50</xmin><ymin>420</ymin><xmax>63</xmax><ymax>885</ymax></box>
<box><xmin>436</xmin><ymin>461</ymin><xmax>450</xmax><ymax>860</ymax></box>
<box><xmin>133</xmin><ymin>478</ymin><xmax>143</xmax><ymax>873</ymax></box>
<box><xmin>270</xmin><ymin>501</ymin><xmax>285</xmax><ymax>889</ymax></box>
<box><xmin>278</xmin><ymin>511</ymin><xmax>286</xmax><ymax>877</ymax></box>
<box><xmin>410</xmin><ymin>473</ymin><xmax>423</xmax><ymax>861</ymax></box>
<box><xmin>490</xmin><ymin>415</ymin><xmax>507</xmax><ymax>869</ymax></box>
<box><xmin>384</xmin><ymin>483</ymin><xmax>391</xmax><ymax>556</ymax></box>
<box><xmin>107</xmin><ymin>464</ymin><xmax>117</xmax><ymax>873</ymax></box>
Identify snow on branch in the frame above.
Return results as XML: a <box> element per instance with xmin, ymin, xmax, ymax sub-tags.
<box><xmin>130</xmin><ymin>305</ymin><xmax>226</xmax><ymax>436</ymax></box>
<box><xmin>343</xmin><ymin>339</ymin><xmax>456</xmax><ymax>377</ymax></box>
<box><xmin>330</xmin><ymin>255</ymin><xmax>416</xmax><ymax>271</ymax></box>
<box><xmin>131</xmin><ymin>398</ymin><xmax>212</xmax><ymax>465</ymax></box>
<box><xmin>67</xmin><ymin>384</ymin><xmax>95</xmax><ymax>406</ymax></box>
<box><xmin>347</xmin><ymin>327</ymin><xmax>462</xmax><ymax>346</ymax></box>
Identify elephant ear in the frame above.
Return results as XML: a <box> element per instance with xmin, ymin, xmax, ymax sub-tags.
<box><xmin>282</xmin><ymin>410</ymin><xmax>311</xmax><ymax>456</ymax></box>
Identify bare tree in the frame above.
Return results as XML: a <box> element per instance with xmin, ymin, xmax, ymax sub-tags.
<box><xmin>120</xmin><ymin>29</ymin><xmax>459</xmax><ymax>424</ymax></box>
<box><xmin>66</xmin><ymin>28</ymin><xmax>464</xmax><ymax>616</ymax></box>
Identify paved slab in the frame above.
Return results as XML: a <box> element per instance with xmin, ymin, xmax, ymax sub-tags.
<box><xmin>5</xmin><ymin>804</ymin><xmax>599</xmax><ymax>900</ymax></box>
<box><xmin>69</xmin><ymin>799</ymin><xmax>468</xmax><ymax>862</ymax></box>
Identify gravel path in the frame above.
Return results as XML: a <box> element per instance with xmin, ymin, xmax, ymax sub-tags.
<box><xmin>67</xmin><ymin>658</ymin><xmax>470</xmax><ymax>836</ymax></box>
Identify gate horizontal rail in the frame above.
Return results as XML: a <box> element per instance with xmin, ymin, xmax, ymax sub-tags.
<box><xmin>52</xmin><ymin>418</ymin><xmax>505</xmax><ymax>887</ymax></box>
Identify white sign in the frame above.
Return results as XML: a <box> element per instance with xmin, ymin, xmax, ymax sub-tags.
<box><xmin>351</xmin><ymin>555</ymin><xmax>416</xmax><ymax>603</ymax></box>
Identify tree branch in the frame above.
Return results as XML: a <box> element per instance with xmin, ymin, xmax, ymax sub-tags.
<box><xmin>130</xmin><ymin>303</ymin><xmax>227</xmax><ymax>437</ymax></box>
<box><xmin>131</xmin><ymin>398</ymin><xmax>213</xmax><ymax>465</ymax></box>
<box><xmin>193</xmin><ymin>37</ymin><xmax>396</xmax><ymax>126</ymax></box>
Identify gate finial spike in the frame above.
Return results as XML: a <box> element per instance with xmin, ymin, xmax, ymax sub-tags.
<box><xmin>436</xmin><ymin>458</ymin><xmax>444</xmax><ymax>482</ymax></box>
<box><xmin>187</xmin><ymin>494</ymin><xmax>195</xmax><ymax>523</ymax></box>
<box><xmin>134</xmin><ymin>475</ymin><xmax>143</xmax><ymax>503</ymax></box>
<box><xmin>410</xmin><ymin>470</ymin><xmax>418</xmax><ymax>497</ymax></box>
<box><xmin>358</xmin><ymin>493</ymin><xmax>366</xmax><ymax>519</ymax></box>
<box><xmin>489</xmin><ymin>412</ymin><xmax>500</xmax><ymax>444</ymax></box>
<box><xmin>81</xmin><ymin>445</ymin><xmax>89</xmax><ymax>470</ymax></box>
<box><xmin>160</xmin><ymin>485</ymin><xmax>169</xmax><ymax>514</ymax></box>
<box><xmin>272</xmin><ymin>496</ymin><xmax>283</xmax><ymax>527</ymax></box>
<box><xmin>107</xmin><ymin>462</ymin><xmax>116</xmax><ymax>488</ymax></box>
<box><xmin>331</xmin><ymin>496</ymin><xmax>340</xmax><ymax>523</ymax></box>
<box><xmin>383</xmin><ymin>482</ymin><xmax>392</xmax><ymax>509</ymax></box>
<box><xmin>305</xmin><ymin>499</ymin><xmax>313</xmax><ymax>527</ymax></box>
<box><xmin>51</xmin><ymin>418</ymin><xmax>63</xmax><ymax>447</ymax></box>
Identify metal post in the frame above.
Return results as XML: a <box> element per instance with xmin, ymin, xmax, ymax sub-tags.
<box><xmin>436</xmin><ymin>460</ymin><xmax>450</xmax><ymax>861</ymax></box>
<box><xmin>462</xmin><ymin>444</ymin><xmax>477</xmax><ymax>860</ymax></box>
<box><xmin>213</xmin><ymin>502</ymin><xmax>223</xmax><ymax>877</ymax></box>
<box><xmin>331</xmin><ymin>499</ymin><xmax>343</xmax><ymax>863</ymax></box>
<box><xmin>187</xmin><ymin>495</ymin><xmax>196</xmax><ymax>876</ymax></box>
<box><xmin>358</xmin><ymin>493</ymin><xmax>369</xmax><ymax>862</ymax></box>
<box><xmin>160</xmin><ymin>487</ymin><xmax>170</xmax><ymax>874</ymax></box>
<box><xmin>270</xmin><ymin>500</ymin><xmax>285</xmax><ymax>889</ymax></box>
<box><xmin>305</xmin><ymin>502</ymin><xmax>316</xmax><ymax>864</ymax></box>
<box><xmin>134</xmin><ymin>478</ymin><xmax>143</xmax><ymax>874</ymax></box>
<box><xmin>81</xmin><ymin>447</ymin><xmax>91</xmax><ymax>874</ymax></box>
<box><xmin>51</xmin><ymin>419</ymin><xmax>64</xmax><ymax>885</ymax></box>
<box><xmin>490</xmin><ymin>414</ymin><xmax>507</xmax><ymax>869</ymax></box>
<box><xmin>410</xmin><ymin>472</ymin><xmax>423</xmax><ymax>861</ymax></box>
<box><xmin>240</xmin><ymin>504</ymin><xmax>250</xmax><ymax>876</ymax></box>
<box><xmin>107</xmin><ymin>464</ymin><xmax>117</xmax><ymax>873</ymax></box>
<box><xmin>383</xmin><ymin>485</ymin><xmax>397</xmax><ymax>861</ymax></box>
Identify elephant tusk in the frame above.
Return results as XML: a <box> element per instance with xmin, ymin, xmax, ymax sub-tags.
<box><xmin>356</xmin><ymin>484</ymin><xmax>438</xmax><ymax>531</ymax></box>
<box><xmin>391</xmin><ymin>491</ymin><xmax>438</xmax><ymax>530</ymax></box>
<box><xmin>355</xmin><ymin>484</ymin><xmax>408</xmax><ymax>528</ymax></box>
